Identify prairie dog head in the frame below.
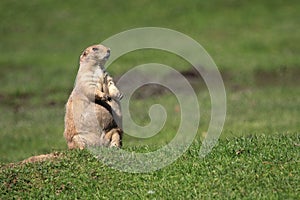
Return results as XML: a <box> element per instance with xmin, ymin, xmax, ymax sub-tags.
<box><xmin>79</xmin><ymin>44</ymin><xmax>110</xmax><ymax>69</ymax></box>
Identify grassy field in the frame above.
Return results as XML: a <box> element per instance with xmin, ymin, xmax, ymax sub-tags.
<box><xmin>0</xmin><ymin>0</ymin><xmax>299</xmax><ymax>199</ymax></box>
<box><xmin>1</xmin><ymin>134</ymin><xmax>299</xmax><ymax>199</ymax></box>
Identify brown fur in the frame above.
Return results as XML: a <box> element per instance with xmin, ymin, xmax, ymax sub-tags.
<box><xmin>21</xmin><ymin>152</ymin><xmax>62</xmax><ymax>164</ymax></box>
<box><xmin>64</xmin><ymin>44</ymin><xmax>123</xmax><ymax>149</ymax></box>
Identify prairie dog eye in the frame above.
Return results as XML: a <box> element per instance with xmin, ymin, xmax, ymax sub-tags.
<box><xmin>92</xmin><ymin>47</ymin><xmax>99</xmax><ymax>51</ymax></box>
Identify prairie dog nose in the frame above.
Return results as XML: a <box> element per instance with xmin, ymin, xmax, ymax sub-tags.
<box><xmin>107</xmin><ymin>48</ymin><xmax>111</xmax><ymax>54</ymax></box>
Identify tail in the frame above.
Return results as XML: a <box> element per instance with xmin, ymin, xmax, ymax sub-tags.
<box><xmin>21</xmin><ymin>152</ymin><xmax>62</xmax><ymax>164</ymax></box>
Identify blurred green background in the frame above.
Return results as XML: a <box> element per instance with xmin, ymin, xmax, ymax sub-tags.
<box><xmin>0</xmin><ymin>0</ymin><xmax>299</xmax><ymax>163</ymax></box>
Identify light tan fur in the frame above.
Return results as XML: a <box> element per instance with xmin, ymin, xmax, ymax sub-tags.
<box><xmin>21</xmin><ymin>152</ymin><xmax>62</xmax><ymax>164</ymax></box>
<box><xmin>64</xmin><ymin>44</ymin><xmax>123</xmax><ymax>149</ymax></box>
<box><xmin>97</xmin><ymin>67</ymin><xmax>123</xmax><ymax>123</ymax></box>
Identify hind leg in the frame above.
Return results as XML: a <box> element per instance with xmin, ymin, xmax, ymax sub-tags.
<box><xmin>110</xmin><ymin>129</ymin><xmax>122</xmax><ymax>148</ymax></box>
<box><xmin>104</xmin><ymin>128</ymin><xmax>122</xmax><ymax>148</ymax></box>
<box><xmin>68</xmin><ymin>135</ymin><xmax>86</xmax><ymax>149</ymax></box>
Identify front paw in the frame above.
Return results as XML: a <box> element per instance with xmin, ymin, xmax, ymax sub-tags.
<box><xmin>113</xmin><ymin>93</ymin><xmax>123</xmax><ymax>101</ymax></box>
<box><xmin>100</xmin><ymin>95</ymin><xmax>111</xmax><ymax>102</ymax></box>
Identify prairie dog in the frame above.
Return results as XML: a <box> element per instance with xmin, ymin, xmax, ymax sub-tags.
<box><xmin>96</xmin><ymin>68</ymin><xmax>123</xmax><ymax>128</ymax></box>
<box><xmin>64</xmin><ymin>44</ymin><xmax>123</xmax><ymax>149</ymax></box>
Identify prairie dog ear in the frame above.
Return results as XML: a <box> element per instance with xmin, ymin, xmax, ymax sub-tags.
<box><xmin>80</xmin><ymin>49</ymin><xmax>89</xmax><ymax>63</ymax></box>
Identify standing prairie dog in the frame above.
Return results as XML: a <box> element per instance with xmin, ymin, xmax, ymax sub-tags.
<box><xmin>64</xmin><ymin>44</ymin><xmax>123</xmax><ymax>149</ymax></box>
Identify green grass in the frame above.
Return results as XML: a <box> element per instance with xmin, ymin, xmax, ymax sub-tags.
<box><xmin>1</xmin><ymin>133</ymin><xmax>299</xmax><ymax>199</ymax></box>
<box><xmin>0</xmin><ymin>0</ymin><xmax>299</xmax><ymax>199</ymax></box>
<box><xmin>0</xmin><ymin>0</ymin><xmax>299</xmax><ymax>73</ymax></box>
